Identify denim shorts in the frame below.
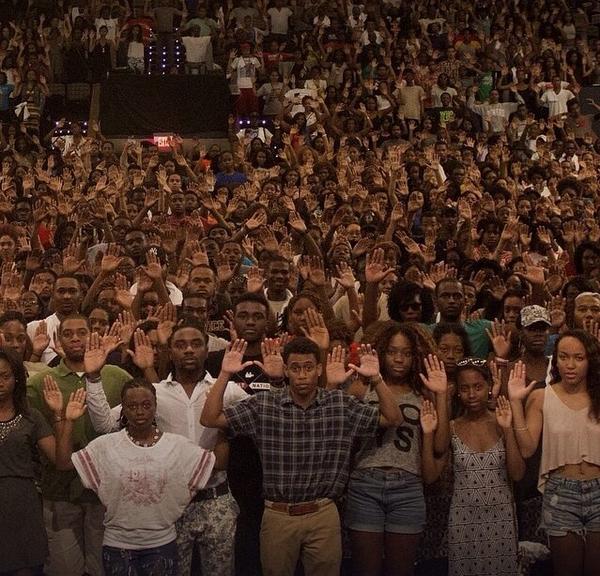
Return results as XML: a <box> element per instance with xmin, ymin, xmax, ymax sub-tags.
<box><xmin>102</xmin><ymin>540</ymin><xmax>178</xmax><ymax>576</ymax></box>
<box><xmin>344</xmin><ymin>468</ymin><xmax>425</xmax><ymax>534</ymax></box>
<box><xmin>541</xmin><ymin>475</ymin><xmax>600</xmax><ymax>538</ymax></box>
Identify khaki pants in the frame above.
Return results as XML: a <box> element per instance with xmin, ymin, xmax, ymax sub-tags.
<box><xmin>260</xmin><ymin>500</ymin><xmax>341</xmax><ymax>576</ymax></box>
<box><xmin>43</xmin><ymin>500</ymin><xmax>104</xmax><ymax>576</ymax></box>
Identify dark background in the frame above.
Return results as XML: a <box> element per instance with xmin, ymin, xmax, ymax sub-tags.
<box><xmin>99</xmin><ymin>75</ymin><xmax>230</xmax><ymax>137</ymax></box>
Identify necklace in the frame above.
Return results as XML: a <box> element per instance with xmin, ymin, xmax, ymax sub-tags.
<box><xmin>126</xmin><ymin>426</ymin><xmax>161</xmax><ymax>447</ymax></box>
<box><xmin>0</xmin><ymin>413</ymin><xmax>23</xmax><ymax>444</ymax></box>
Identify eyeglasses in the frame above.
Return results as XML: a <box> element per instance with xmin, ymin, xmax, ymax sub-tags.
<box><xmin>456</xmin><ymin>358</ymin><xmax>487</xmax><ymax>368</ymax></box>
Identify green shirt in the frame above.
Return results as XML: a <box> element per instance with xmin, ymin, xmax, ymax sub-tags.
<box><xmin>426</xmin><ymin>319</ymin><xmax>492</xmax><ymax>359</ymax></box>
<box><xmin>27</xmin><ymin>361</ymin><xmax>131</xmax><ymax>503</ymax></box>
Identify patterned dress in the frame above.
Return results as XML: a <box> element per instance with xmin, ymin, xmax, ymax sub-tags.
<box><xmin>448</xmin><ymin>432</ymin><xmax>519</xmax><ymax>576</ymax></box>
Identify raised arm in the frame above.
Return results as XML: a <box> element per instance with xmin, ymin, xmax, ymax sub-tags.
<box><xmin>42</xmin><ymin>377</ymin><xmax>88</xmax><ymax>470</ymax></box>
<box><xmin>496</xmin><ymin>395</ymin><xmax>525</xmax><ymax>481</ymax></box>
<box><xmin>201</xmin><ymin>339</ymin><xmax>253</xmax><ymax>428</ymax></box>
<box><xmin>420</xmin><ymin>400</ymin><xmax>446</xmax><ymax>484</ymax></box>
<box><xmin>348</xmin><ymin>344</ymin><xmax>403</xmax><ymax>427</ymax></box>
<box><xmin>507</xmin><ymin>361</ymin><xmax>543</xmax><ymax>458</ymax></box>
<box><xmin>83</xmin><ymin>331</ymin><xmax>121</xmax><ymax>433</ymax></box>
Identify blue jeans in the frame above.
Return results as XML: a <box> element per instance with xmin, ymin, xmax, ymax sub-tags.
<box><xmin>102</xmin><ymin>541</ymin><xmax>177</xmax><ymax>576</ymax></box>
<box><xmin>345</xmin><ymin>468</ymin><xmax>426</xmax><ymax>534</ymax></box>
<box><xmin>541</xmin><ymin>475</ymin><xmax>600</xmax><ymax>538</ymax></box>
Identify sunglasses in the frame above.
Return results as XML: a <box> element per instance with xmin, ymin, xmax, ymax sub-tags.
<box><xmin>457</xmin><ymin>357</ymin><xmax>487</xmax><ymax>368</ymax></box>
<box><xmin>399</xmin><ymin>301</ymin><xmax>422</xmax><ymax>311</ymax></box>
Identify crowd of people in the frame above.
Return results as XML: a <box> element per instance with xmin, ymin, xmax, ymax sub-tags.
<box><xmin>2</xmin><ymin>0</ymin><xmax>600</xmax><ymax>576</ymax></box>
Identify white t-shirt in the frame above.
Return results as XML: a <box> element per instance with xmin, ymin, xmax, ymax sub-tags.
<box><xmin>129</xmin><ymin>280</ymin><xmax>183</xmax><ymax>306</ymax></box>
<box><xmin>268</xmin><ymin>6</ymin><xmax>293</xmax><ymax>34</ymax></box>
<box><xmin>430</xmin><ymin>85</ymin><xmax>457</xmax><ymax>108</ymax></box>
<box><xmin>73</xmin><ymin>430</ymin><xmax>215</xmax><ymax>549</ymax></box>
<box><xmin>540</xmin><ymin>88</ymin><xmax>575</xmax><ymax>118</ymax></box>
<box><xmin>181</xmin><ymin>36</ymin><xmax>212</xmax><ymax>63</ymax></box>
<box><xmin>95</xmin><ymin>17</ymin><xmax>119</xmax><ymax>42</ymax></box>
<box><xmin>231</xmin><ymin>57</ymin><xmax>261</xmax><ymax>89</ymax></box>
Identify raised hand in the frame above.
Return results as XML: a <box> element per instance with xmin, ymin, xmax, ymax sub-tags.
<box><xmin>100</xmin><ymin>243</ymin><xmax>123</xmax><ymax>273</ymax></box>
<box><xmin>507</xmin><ymin>360</ymin><xmax>535</xmax><ymax>401</ymax></box>
<box><xmin>495</xmin><ymin>395</ymin><xmax>513</xmax><ymax>429</ymax></box>
<box><xmin>156</xmin><ymin>303</ymin><xmax>177</xmax><ymax>347</ymax></box>
<box><xmin>32</xmin><ymin>320</ymin><xmax>50</xmax><ymax>356</ymax></box>
<box><xmin>489</xmin><ymin>359</ymin><xmax>503</xmax><ymax>400</ymax></box>
<box><xmin>301</xmin><ymin>308</ymin><xmax>330</xmax><ymax>351</ymax></box>
<box><xmin>216</xmin><ymin>254</ymin><xmax>235</xmax><ymax>284</ymax></box>
<box><xmin>143</xmin><ymin>251</ymin><xmax>163</xmax><ymax>281</ymax></box>
<box><xmin>255</xmin><ymin>338</ymin><xmax>285</xmax><ymax>379</ymax></box>
<box><xmin>326</xmin><ymin>345</ymin><xmax>354</xmax><ymax>387</ymax></box>
<box><xmin>84</xmin><ymin>331</ymin><xmax>108</xmax><ymax>377</ymax></box>
<box><xmin>288</xmin><ymin>211</ymin><xmax>307</xmax><ymax>233</ymax></box>
<box><xmin>333</xmin><ymin>262</ymin><xmax>356</xmax><ymax>290</ymax></box>
<box><xmin>365</xmin><ymin>248</ymin><xmax>394</xmax><ymax>284</ymax></box>
<box><xmin>246</xmin><ymin>266</ymin><xmax>265</xmax><ymax>293</ymax></box>
<box><xmin>62</xmin><ymin>243</ymin><xmax>85</xmax><ymax>274</ymax></box>
<box><xmin>221</xmin><ymin>339</ymin><xmax>254</xmax><ymax>375</ymax></box>
<box><xmin>127</xmin><ymin>329</ymin><xmax>155</xmax><ymax>370</ymax></box>
<box><xmin>50</xmin><ymin>329</ymin><xmax>65</xmax><ymax>359</ymax></box>
<box><xmin>42</xmin><ymin>375</ymin><xmax>64</xmax><ymax>414</ymax></box>
<box><xmin>547</xmin><ymin>295</ymin><xmax>566</xmax><ymax>330</ymax></box>
<box><xmin>245</xmin><ymin>210</ymin><xmax>267</xmax><ymax>231</ymax></box>
<box><xmin>65</xmin><ymin>388</ymin><xmax>87</xmax><ymax>421</ymax></box>
<box><xmin>420</xmin><ymin>399</ymin><xmax>438</xmax><ymax>434</ymax></box>
<box><xmin>348</xmin><ymin>344</ymin><xmax>380</xmax><ymax>378</ymax></box>
<box><xmin>302</xmin><ymin>256</ymin><xmax>327</xmax><ymax>287</ymax></box>
<box><xmin>114</xmin><ymin>273</ymin><xmax>133</xmax><ymax>309</ymax></box>
<box><xmin>419</xmin><ymin>354</ymin><xmax>448</xmax><ymax>394</ymax></box>
<box><xmin>101</xmin><ymin>321</ymin><xmax>123</xmax><ymax>354</ymax></box>
<box><xmin>486</xmin><ymin>319</ymin><xmax>512</xmax><ymax>360</ymax></box>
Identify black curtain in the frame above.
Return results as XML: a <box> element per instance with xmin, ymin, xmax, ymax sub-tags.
<box><xmin>100</xmin><ymin>75</ymin><xmax>230</xmax><ymax>136</ymax></box>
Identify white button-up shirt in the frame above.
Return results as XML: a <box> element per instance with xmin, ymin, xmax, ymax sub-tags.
<box><xmin>27</xmin><ymin>312</ymin><xmax>61</xmax><ymax>365</ymax></box>
<box><xmin>85</xmin><ymin>373</ymin><xmax>248</xmax><ymax>488</ymax></box>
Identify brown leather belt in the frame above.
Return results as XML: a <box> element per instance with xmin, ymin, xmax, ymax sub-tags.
<box><xmin>264</xmin><ymin>498</ymin><xmax>330</xmax><ymax>516</ymax></box>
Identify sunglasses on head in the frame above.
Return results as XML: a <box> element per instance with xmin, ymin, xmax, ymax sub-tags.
<box><xmin>456</xmin><ymin>357</ymin><xmax>487</xmax><ymax>368</ymax></box>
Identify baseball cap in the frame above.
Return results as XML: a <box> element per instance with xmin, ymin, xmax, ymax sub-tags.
<box><xmin>519</xmin><ymin>305</ymin><xmax>551</xmax><ymax>328</ymax></box>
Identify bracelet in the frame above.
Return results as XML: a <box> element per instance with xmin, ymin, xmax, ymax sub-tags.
<box><xmin>495</xmin><ymin>358</ymin><xmax>509</xmax><ymax>365</ymax></box>
<box><xmin>52</xmin><ymin>414</ymin><xmax>65</xmax><ymax>423</ymax></box>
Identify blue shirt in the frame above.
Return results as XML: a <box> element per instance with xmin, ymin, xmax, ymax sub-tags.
<box><xmin>0</xmin><ymin>84</ymin><xmax>14</xmax><ymax>111</ymax></box>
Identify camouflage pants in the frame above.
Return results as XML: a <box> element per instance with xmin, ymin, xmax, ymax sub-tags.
<box><xmin>176</xmin><ymin>491</ymin><xmax>239</xmax><ymax>576</ymax></box>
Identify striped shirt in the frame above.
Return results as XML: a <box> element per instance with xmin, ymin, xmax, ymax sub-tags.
<box><xmin>224</xmin><ymin>388</ymin><xmax>380</xmax><ymax>503</ymax></box>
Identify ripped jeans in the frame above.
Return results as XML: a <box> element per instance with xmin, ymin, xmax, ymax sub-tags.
<box><xmin>102</xmin><ymin>540</ymin><xmax>177</xmax><ymax>576</ymax></box>
<box><xmin>541</xmin><ymin>475</ymin><xmax>600</xmax><ymax>538</ymax></box>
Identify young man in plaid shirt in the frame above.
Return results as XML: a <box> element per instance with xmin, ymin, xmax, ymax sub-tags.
<box><xmin>201</xmin><ymin>337</ymin><xmax>402</xmax><ymax>576</ymax></box>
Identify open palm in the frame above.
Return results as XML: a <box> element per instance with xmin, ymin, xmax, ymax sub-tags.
<box><xmin>507</xmin><ymin>361</ymin><xmax>535</xmax><ymax>401</ymax></box>
<box><xmin>419</xmin><ymin>355</ymin><xmax>447</xmax><ymax>394</ymax></box>
<box><xmin>65</xmin><ymin>389</ymin><xmax>87</xmax><ymax>421</ymax></box>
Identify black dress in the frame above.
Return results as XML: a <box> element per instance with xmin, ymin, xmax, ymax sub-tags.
<box><xmin>0</xmin><ymin>408</ymin><xmax>52</xmax><ymax>572</ymax></box>
<box><xmin>89</xmin><ymin>41</ymin><xmax>112</xmax><ymax>82</ymax></box>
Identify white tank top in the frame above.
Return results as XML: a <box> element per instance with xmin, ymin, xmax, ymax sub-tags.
<box><xmin>539</xmin><ymin>384</ymin><xmax>600</xmax><ymax>492</ymax></box>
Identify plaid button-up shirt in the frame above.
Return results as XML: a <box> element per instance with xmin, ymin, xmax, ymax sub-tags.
<box><xmin>224</xmin><ymin>387</ymin><xmax>380</xmax><ymax>503</ymax></box>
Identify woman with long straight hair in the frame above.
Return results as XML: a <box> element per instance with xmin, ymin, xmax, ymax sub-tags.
<box><xmin>509</xmin><ymin>329</ymin><xmax>600</xmax><ymax>575</ymax></box>
<box><xmin>0</xmin><ymin>348</ymin><xmax>57</xmax><ymax>575</ymax></box>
